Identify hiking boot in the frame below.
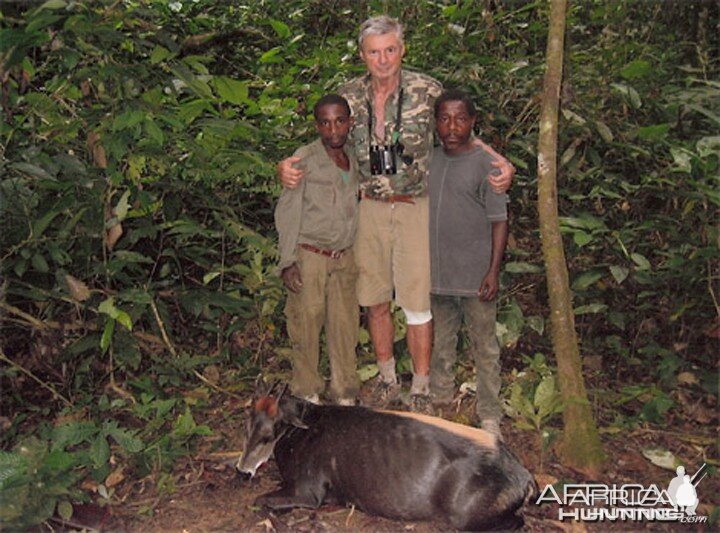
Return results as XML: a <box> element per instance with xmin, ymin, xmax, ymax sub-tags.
<box><xmin>360</xmin><ymin>377</ymin><xmax>401</xmax><ymax>408</ymax></box>
<box><xmin>480</xmin><ymin>418</ymin><xmax>503</xmax><ymax>441</ymax></box>
<box><xmin>405</xmin><ymin>393</ymin><xmax>435</xmax><ymax>416</ymax></box>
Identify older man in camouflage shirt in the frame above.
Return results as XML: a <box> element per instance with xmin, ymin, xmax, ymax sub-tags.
<box><xmin>279</xmin><ymin>16</ymin><xmax>514</xmax><ymax>413</ymax></box>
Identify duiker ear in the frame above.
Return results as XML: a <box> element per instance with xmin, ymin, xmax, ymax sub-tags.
<box><xmin>286</xmin><ymin>413</ymin><xmax>309</xmax><ymax>429</ymax></box>
<box><xmin>278</xmin><ymin>396</ymin><xmax>309</xmax><ymax>429</ymax></box>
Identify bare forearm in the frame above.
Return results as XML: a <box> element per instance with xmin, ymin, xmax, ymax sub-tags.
<box><xmin>488</xmin><ymin>220</ymin><xmax>508</xmax><ymax>277</ymax></box>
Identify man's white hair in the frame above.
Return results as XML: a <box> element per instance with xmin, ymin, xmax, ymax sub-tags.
<box><xmin>359</xmin><ymin>15</ymin><xmax>404</xmax><ymax>49</ymax></box>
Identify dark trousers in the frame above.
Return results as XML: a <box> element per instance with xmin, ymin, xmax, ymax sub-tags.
<box><xmin>430</xmin><ymin>294</ymin><xmax>501</xmax><ymax>419</ymax></box>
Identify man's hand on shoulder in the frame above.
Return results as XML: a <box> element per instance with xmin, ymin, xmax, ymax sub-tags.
<box><xmin>278</xmin><ymin>156</ymin><xmax>305</xmax><ymax>189</ymax></box>
<box><xmin>471</xmin><ymin>137</ymin><xmax>515</xmax><ymax>194</ymax></box>
<box><xmin>489</xmin><ymin>158</ymin><xmax>514</xmax><ymax>194</ymax></box>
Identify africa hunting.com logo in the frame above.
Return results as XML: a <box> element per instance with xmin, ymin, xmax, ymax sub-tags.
<box><xmin>535</xmin><ymin>463</ymin><xmax>708</xmax><ymax>523</ymax></box>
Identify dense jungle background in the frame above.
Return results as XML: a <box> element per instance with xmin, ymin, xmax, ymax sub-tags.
<box><xmin>1</xmin><ymin>0</ymin><xmax>718</xmax><ymax>530</ymax></box>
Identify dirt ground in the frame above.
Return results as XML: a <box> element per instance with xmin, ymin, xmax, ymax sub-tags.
<box><xmin>71</xmin><ymin>392</ymin><xmax>717</xmax><ymax>533</ymax></box>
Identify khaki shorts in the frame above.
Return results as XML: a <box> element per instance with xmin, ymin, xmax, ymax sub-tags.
<box><xmin>355</xmin><ymin>195</ymin><xmax>430</xmax><ymax>312</ymax></box>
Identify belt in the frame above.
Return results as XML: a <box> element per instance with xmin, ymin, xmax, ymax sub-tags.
<box><xmin>300</xmin><ymin>243</ymin><xmax>346</xmax><ymax>259</ymax></box>
<box><xmin>361</xmin><ymin>193</ymin><xmax>416</xmax><ymax>204</ymax></box>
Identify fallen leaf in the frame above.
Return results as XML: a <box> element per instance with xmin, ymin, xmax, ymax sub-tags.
<box><xmin>203</xmin><ymin>364</ymin><xmax>220</xmax><ymax>384</ymax></box>
<box><xmin>106</xmin><ymin>222</ymin><xmax>123</xmax><ymax>250</ymax></box>
<box><xmin>105</xmin><ymin>466</ymin><xmax>125</xmax><ymax>488</ymax></box>
<box><xmin>642</xmin><ymin>448</ymin><xmax>678</xmax><ymax>471</ymax></box>
<box><xmin>256</xmin><ymin>518</ymin><xmax>275</xmax><ymax>532</ymax></box>
<box><xmin>677</xmin><ymin>371</ymin><xmax>698</xmax><ymax>385</ymax></box>
<box><xmin>81</xmin><ymin>479</ymin><xmax>99</xmax><ymax>492</ymax></box>
<box><xmin>65</xmin><ymin>274</ymin><xmax>91</xmax><ymax>302</ymax></box>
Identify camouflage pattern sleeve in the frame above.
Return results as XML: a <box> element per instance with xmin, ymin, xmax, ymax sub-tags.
<box><xmin>339</xmin><ymin>70</ymin><xmax>443</xmax><ymax>199</ymax></box>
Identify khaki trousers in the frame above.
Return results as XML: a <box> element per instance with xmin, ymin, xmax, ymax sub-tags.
<box><xmin>285</xmin><ymin>246</ymin><xmax>360</xmax><ymax>400</ymax></box>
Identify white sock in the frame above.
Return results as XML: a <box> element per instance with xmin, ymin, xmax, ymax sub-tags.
<box><xmin>378</xmin><ymin>358</ymin><xmax>397</xmax><ymax>384</ymax></box>
<box><xmin>410</xmin><ymin>374</ymin><xmax>430</xmax><ymax>396</ymax></box>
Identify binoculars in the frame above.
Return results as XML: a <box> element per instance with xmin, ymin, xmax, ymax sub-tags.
<box><xmin>369</xmin><ymin>143</ymin><xmax>414</xmax><ymax>175</ymax></box>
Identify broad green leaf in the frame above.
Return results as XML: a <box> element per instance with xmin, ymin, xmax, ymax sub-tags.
<box><xmin>637</xmin><ymin>123</ymin><xmax>670</xmax><ymax>142</ymax></box>
<box><xmin>0</xmin><ymin>451</ymin><xmax>27</xmax><ymax>487</ymax></box>
<box><xmin>57</xmin><ymin>500</ymin><xmax>73</xmax><ymax>521</ymax></box>
<box><xmin>144</xmin><ymin>119</ymin><xmax>165</xmax><ymax>145</ymax></box>
<box><xmin>357</xmin><ymin>363</ymin><xmax>379</xmax><ymax>382</ymax></box>
<box><xmin>31</xmin><ymin>253</ymin><xmax>49</xmax><ymax>273</ymax></box>
<box><xmin>31</xmin><ymin>210</ymin><xmax>61</xmax><ymax>237</ymax></box>
<box><xmin>696</xmin><ymin>136</ymin><xmax>720</xmax><ymax>158</ymax></box>
<box><xmin>259</xmin><ymin>47</ymin><xmax>283</xmax><ymax>64</ymax></box>
<box><xmin>171</xmin><ymin>65</ymin><xmax>213</xmax><ymax>99</ymax></box>
<box><xmin>178</xmin><ymin>99</ymin><xmax>212</xmax><ymax>124</ymax></box>
<box><xmin>609</xmin><ymin>265</ymin><xmax>629</xmax><ymax>284</ymax></box>
<box><xmin>214</xmin><ymin>76</ymin><xmax>249</xmax><ymax>105</ymax></box>
<box><xmin>686</xmin><ymin>103</ymin><xmax>720</xmax><ymax>126</ymax></box>
<box><xmin>99</xmin><ymin>297</ymin><xmax>118</xmax><ymax>317</ymax></box>
<box><xmin>112</xmin><ymin>251</ymin><xmax>153</xmax><ymax>264</ymax></box>
<box><xmin>560</xmin><ymin>144</ymin><xmax>577</xmax><ymax>167</ymax></box>
<box><xmin>595</xmin><ymin>120</ymin><xmax>614</xmax><ymax>143</ymax></box>
<box><xmin>115</xmin><ymin>310</ymin><xmax>133</xmax><ymax>331</ymax></box>
<box><xmin>14</xmin><ymin>259</ymin><xmax>27</xmax><ymax>277</ymax></box>
<box><xmin>150</xmin><ymin>45</ymin><xmax>172</xmax><ymax>64</ymax></box>
<box><xmin>114</xmin><ymin>190</ymin><xmax>131</xmax><ymax>221</ymax></box>
<box><xmin>509</xmin><ymin>382</ymin><xmax>536</xmax><ymax>425</ymax></box>
<box><xmin>535</xmin><ymin>375</ymin><xmax>560</xmax><ymax>420</ymax></box>
<box><xmin>118</xmin><ymin>289</ymin><xmax>153</xmax><ymax>305</ymax></box>
<box><xmin>610</xmin><ymin>82</ymin><xmax>641</xmax><ymax>109</ymax></box>
<box><xmin>620</xmin><ymin>59</ymin><xmax>652</xmax><ymax>79</ymax></box>
<box><xmin>526</xmin><ymin>315</ymin><xmax>545</xmax><ymax>335</ymax></box>
<box><xmin>40</xmin><ymin>0</ymin><xmax>67</xmax><ymax>8</ymax></box>
<box><xmin>572</xmin><ymin>230</ymin><xmax>593</xmax><ymax>247</ymax></box>
<box><xmin>572</xmin><ymin>270</ymin><xmax>603</xmax><ymax>290</ymax></box>
<box><xmin>268</xmin><ymin>19</ymin><xmax>291</xmax><ymax>39</ymax></box>
<box><xmin>106</xmin><ymin>427</ymin><xmax>144</xmax><ymax>454</ymax></box>
<box><xmin>497</xmin><ymin>299</ymin><xmax>524</xmax><ymax>348</ymax></box>
<box><xmin>112</xmin><ymin>110</ymin><xmax>146</xmax><ymax>131</ymax></box>
<box><xmin>100</xmin><ymin>319</ymin><xmax>115</xmax><ymax>354</ymax></box>
<box><xmin>561</xmin><ymin>108</ymin><xmax>587</xmax><ymax>125</ymax></box>
<box><xmin>90</xmin><ymin>435</ymin><xmax>110</xmax><ymax>468</ymax></box>
<box><xmin>631</xmin><ymin>252</ymin><xmax>651</xmax><ymax>270</ymax></box>
<box><xmin>203</xmin><ymin>271</ymin><xmax>221</xmax><ymax>285</ymax></box>
<box><xmin>574</xmin><ymin>303</ymin><xmax>608</xmax><ymax>315</ymax></box>
<box><xmin>11</xmin><ymin>162</ymin><xmax>55</xmax><ymax>180</ymax></box>
<box><xmin>670</xmin><ymin>147</ymin><xmax>693</xmax><ymax>173</ymax></box>
<box><xmin>44</xmin><ymin>449</ymin><xmax>75</xmax><ymax>471</ymax></box>
<box><xmin>560</xmin><ymin>214</ymin><xmax>607</xmax><ymax>231</ymax></box>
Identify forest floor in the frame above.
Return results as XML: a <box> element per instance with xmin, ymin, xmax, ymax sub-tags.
<box><xmin>60</xmin><ymin>383</ymin><xmax>716</xmax><ymax>533</ymax></box>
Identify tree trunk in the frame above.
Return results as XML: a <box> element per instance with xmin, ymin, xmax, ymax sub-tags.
<box><xmin>537</xmin><ymin>0</ymin><xmax>605</xmax><ymax>476</ymax></box>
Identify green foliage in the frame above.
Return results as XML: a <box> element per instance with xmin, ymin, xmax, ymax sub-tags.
<box><xmin>0</xmin><ymin>437</ymin><xmax>84</xmax><ymax>530</ymax></box>
<box><xmin>505</xmin><ymin>353</ymin><xmax>563</xmax><ymax>432</ymax></box>
<box><xmin>0</xmin><ymin>396</ymin><xmax>211</xmax><ymax>529</ymax></box>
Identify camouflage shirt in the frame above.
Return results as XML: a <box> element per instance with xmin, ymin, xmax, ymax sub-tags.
<box><xmin>339</xmin><ymin>69</ymin><xmax>443</xmax><ymax>199</ymax></box>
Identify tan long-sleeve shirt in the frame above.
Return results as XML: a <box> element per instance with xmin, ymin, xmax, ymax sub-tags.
<box><xmin>275</xmin><ymin>138</ymin><xmax>359</xmax><ymax>272</ymax></box>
